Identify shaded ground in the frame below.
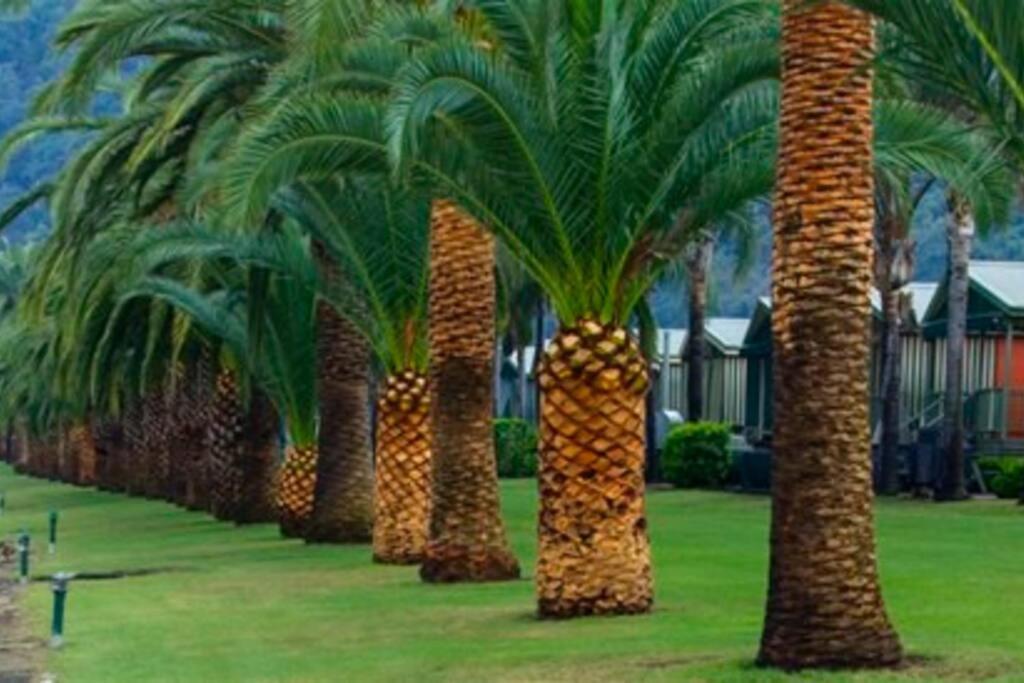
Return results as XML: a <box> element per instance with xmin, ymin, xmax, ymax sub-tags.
<box><xmin>0</xmin><ymin>465</ymin><xmax>1022</xmax><ymax>682</ymax></box>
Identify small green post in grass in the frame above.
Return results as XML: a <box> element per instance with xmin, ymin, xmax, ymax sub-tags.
<box><xmin>50</xmin><ymin>572</ymin><xmax>72</xmax><ymax>648</ymax></box>
<box><xmin>48</xmin><ymin>510</ymin><xmax>58</xmax><ymax>555</ymax></box>
<box><xmin>0</xmin><ymin>493</ymin><xmax>5</xmax><ymax>516</ymax></box>
<box><xmin>17</xmin><ymin>530</ymin><xmax>29</xmax><ymax>584</ymax></box>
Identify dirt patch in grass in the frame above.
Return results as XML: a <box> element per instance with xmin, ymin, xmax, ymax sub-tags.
<box><xmin>891</xmin><ymin>654</ymin><xmax>1013</xmax><ymax>681</ymax></box>
<box><xmin>0</xmin><ymin>562</ymin><xmax>43</xmax><ymax>683</ymax></box>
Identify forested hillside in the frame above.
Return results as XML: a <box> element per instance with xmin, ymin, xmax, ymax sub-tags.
<box><xmin>0</xmin><ymin>0</ymin><xmax>77</xmax><ymax>241</ymax></box>
<box><xmin>2</xmin><ymin>1</ymin><xmax>1023</xmax><ymax>324</ymax></box>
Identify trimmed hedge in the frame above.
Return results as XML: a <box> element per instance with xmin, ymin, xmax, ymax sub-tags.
<box><xmin>494</xmin><ymin>418</ymin><xmax>538</xmax><ymax>478</ymax></box>
<box><xmin>662</xmin><ymin>422</ymin><xmax>732</xmax><ymax>489</ymax></box>
<box><xmin>977</xmin><ymin>456</ymin><xmax>1024</xmax><ymax>499</ymax></box>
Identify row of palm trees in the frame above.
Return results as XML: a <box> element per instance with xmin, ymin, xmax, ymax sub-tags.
<box><xmin>0</xmin><ymin>0</ymin><xmax>1021</xmax><ymax>671</ymax></box>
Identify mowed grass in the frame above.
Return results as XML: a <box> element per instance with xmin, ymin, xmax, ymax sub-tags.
<box><xmin>1</xmin><ymin>464</ymin><xmax>1022</xmax><ymax>683</ymax></box>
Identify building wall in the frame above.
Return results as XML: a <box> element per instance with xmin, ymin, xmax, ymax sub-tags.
<box><xmin>660</xmin><ymin>357</ymin><xmax>746</xmax><ymax>427</ymax></box>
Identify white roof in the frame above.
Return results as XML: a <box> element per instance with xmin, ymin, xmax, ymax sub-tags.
<box><xmin>971</xmin><ymin>261</ymin><xmax>1024</xmax><ymax>311</ymax></box>
<box><xmin>706</xmin><ymin>318</ymin><xmax>750</xmax><ymax>353</ymax></box>
<box><xmin>906</xmin><ymin>282</ymin><xmax>939</xmax><ymax>325</ymax></box>
<box><xmin>657</xmin><ymin>329</ymin><xmax>688</xmax><ymax>359</ymax></box>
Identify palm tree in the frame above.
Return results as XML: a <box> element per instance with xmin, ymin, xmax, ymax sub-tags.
<box><xmin>421</xmin><ymin>199</ymin><xmax>520</xmax><ymax>581</ymax></box>
<box><xmin>294</xmin><ymin>181</ymin><xmax>436</xmax><ymax>564</ymax></box>
<box><xmin>384</xmin><ymin>0</ymin><xmax>779</xmax><ymax>615</ymax></box>
<box><xmin>757</xmin><ymin>0</ymin><xmax>901</xmax><ymax>668</ymax></box>
<box><xmin>123</xmin><ymin>227</ymin><xmax>321</xmax><ymax>537</ymax></box>
<box><xmin>682</xmin><ymin>233</ymin><xmax>715</xmax><ymax>422</ymax></box>
<box><xmin>221</xmin><ymin>0</ymin><xmax>780</xmax><ymax>613</ymax></box>
<box><xmin>871</xmin><ymin>97</ymin><xmax>1014</xmax><ymax>495</ymax></box>
<box><xmin>306</xmin><ymin>252</ymin><xmax>375</xmax><ymax>544</ymax></box>
<box><xmin>845</xmin><ymin>2</ymin><xmax>1023</xmax><ymax>498</ymax></box>
<box><xmin>849</xmin><ymin>1</ymin><xmax>1024</xmax><ymax>170</ymax></box>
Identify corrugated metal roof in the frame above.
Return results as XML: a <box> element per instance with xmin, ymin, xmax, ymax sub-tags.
<box><xmin>706</xmin><ymin>318</ymin><xmax>750</xmax><ymax>353</ymax></box>
<box><xmin>971</xmin><ymin>261</ymin><xmax>1024</xmax><ymax>312</ymax></box>
<box><xmin>906</xmin><ymin>282</ymin><xmax>939</xmax><ymax>326</ymax></box>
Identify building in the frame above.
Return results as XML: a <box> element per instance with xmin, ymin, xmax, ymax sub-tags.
<box><xmin>921</xmin><ymin>261</ymin><xmax>1024</xmax><ymax>445</ymax></box>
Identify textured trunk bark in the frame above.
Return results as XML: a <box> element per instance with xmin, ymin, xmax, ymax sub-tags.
<box><xmin>373</xmin><ymin>371</ymin><xmax>433</xmax><ymax>564</ymax></box>
<box><xmin>685</xmin><ymin>235</ymin><xmax>714</xmax><ymax>422</ymax></box>
<box><xmin>93</xmin><ymin>418</ymin><xmax>125</xmax><ymax>492</ymax></box>
<box><xmin>878</xmin><ymin>285</ymin><xmax>903</xmax><ymax>495</ymax></box>
<box><xmin>208</xmin><ymin>367</ymin><xmax>246</xmax><ymax>522</ymax></box>
<box><xmin>307</xmin><ymin>246</ymin><xmax>375</xmax><ymax>544</ymax></box>
<box><xmin>421</xmin><ymin>200</ymin><xmax>519</xmax><ymax>582</ymax></box>
<box><xmin>536</xmin><ymin>320</ymin><xmax>652</xmax><ymax>618</ymax></box>
<box><xmin>759</xmin><ymin>1</ymin><xmax>902</xmax><ymax>669</ymax></box>
<box><xmin>70</xmin><ymin>420</ymin><xmax>98</xmax><ymax>487</ymax></box>
<box><xmin>236</xmin><ymin>389</ymin><xmax>279</xmax><ymax>524</ymax></box>
<box><xmin>57</xmin><ymin>424</ymin><xmax>76</xmax><ymax>484</ymax></box>
<box><xmin>938</xmin><ymin>194</ymin><xmax>973</xmax><ymax>501</ymax></box>
<box><xmin>142</xmin><ymin>388</ymin><xmax>171</xmax><ymax>500</ymax></box>
<box><xmin>277</xmin><ymin>442</ymin><xmax>318</xmax><ymax>538</ymax></box>
<box><xmin>184</xmin><ymin>350</ymin><xmax>215</xmax><ymax>511</ymax></box>
<box><xmin>123</xmin><ymin>401</ymin><xmax>147</xmax><ymax>497</ymax></box>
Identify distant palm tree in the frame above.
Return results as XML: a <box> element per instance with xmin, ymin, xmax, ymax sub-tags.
<box><xmin>121</xmin><ymin>226</ymin><xmax>320</xmax><ymax>537</ymax></box>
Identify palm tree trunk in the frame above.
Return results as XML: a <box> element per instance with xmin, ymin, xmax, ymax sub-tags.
<box><xmin>93</xmin><ymin>418</ymin><xmax>124</xmax><ymax>492</ymax></box>
<box><xmin>536</xmin><ymin>320</ymin><xmax>652</xmax><ymax>617</ymax></box>
<box><xmin>420</xmin><ymin>200</ymin><xmax>520</xmax><ymax>583</ymax></box>
<box><xmin>124</xmin><ymin>401</ymin><xmax>148</xmax><ymax>497</ymax></box>
<box><xmin>307</xmin><ymin>282</ymin><xmax>375</xmax><ymax>543</ymax></box>
<box><xmin>373</xmin><ymin>370</ymin><xmax>433</xmax><ymax>564</ymax></box>
<box><xmin>237</xmin><ymin>389</ymin><xmax>279</xmax><ymax>524</ymax></box>
<box><xmin>70</xmin><ymin>419</ymin><xmax>98</xmax><ymax>487</ymax></box>
<box><xmin>184</xmin><ymin>349</ymin><xmax>215</xmax><ymax>511</ymax></box>
<box><xmin>685</xmin><ymin>235</ymin><xmax>714</xmax><ymax>422</ymax></box>
<box><xmin>938</xmin><ymin>193</ymin><xmax>973</xmax><ymax>501</ymax></box>
<box><xmin>533</xmin><ymin>299</ymin><xmax>546</xmax><ymax>424</ymax></box>
<box><xmin>277</xmin><ymin>441</ymin><xmax>318</xmax><ymax>537</ymax></box>
<box><xmin>209</xmin><ymin>366</ymin><xmax>246</xmax><ymax>521</ymax></box>
<box><xmin>142</xmin><ymin>388</ymin><xmax>171</xmax><ymax>499</ymax></box>
<box><xmin>58</xmin><ymin>423</ymin><xmax>76</xmax><ymax>484</ymax></box>
<box><xmin>878</xmin><ymin>285</ymin><xmax>903</xmax><ymax>495</ymax></box>
<box><xmin>758</xmin><ymin>1</ymin><xmax>902</xmax><ymax>669</ymax></box>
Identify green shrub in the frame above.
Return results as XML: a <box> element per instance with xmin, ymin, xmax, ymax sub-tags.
<box><xmin>662</xmin><ymin>422</ymin><xmax>732</xmax><ymax>489</ymax></box>
<box><xmin>977</xmin><ymin>456</ymin><xmax>1024</xmax><ymax>499</ymax></box>
<box><xmin>494</xmin><ymin>418</ymin><xmax>539</xmax><ymax>478</ymax></box>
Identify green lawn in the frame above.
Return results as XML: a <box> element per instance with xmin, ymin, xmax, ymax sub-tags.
<box><xmin>1</xmin><ymin>464</ymin><xmax>1022</xmax><ymax>683</ymax></box>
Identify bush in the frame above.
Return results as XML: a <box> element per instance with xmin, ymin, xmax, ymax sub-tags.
<box><xmin>977</xmin><ymin>456</ymin><xmax>1024</xmax><ymax>499</ymax></box>
<box><xmin>494</xmin><ymin>418</ymin><xmax>538</xmax><ymax>478</ymax></box>
<box><xmin>662</xmin><ymin>422</ymin><xmax>732</xmax><ymax>489</ymax></box>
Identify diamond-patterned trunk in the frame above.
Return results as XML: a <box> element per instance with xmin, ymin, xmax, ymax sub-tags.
<box><xmin>277</xmin><ymin>444</ymin><xmax>318</xmax><ymax>537</ymax></box>
<box><xmin>208</xmin><ymin>367</ymin><xmax>246</xmax><ymax>521</ymax></box>
<box><xmin>421</xmin><ymin>200</ymin><xmax>519</xmax><ymax>582</ymax></box>
<box><xmin>536</xmin><ymin>320</ymin><xmax>652</xmax><ymax>617</ymax></box>
<box><xmin>758</xmin><ymin>0</ymin><xmax>902</xmax><ymax>669</ymax></box>
<box><xmin>142</xmin><ymin>388</ymin><xmax>172</xmax><ymax>499</ymax></box>
<box><xmin>184</xmin><ymin>350</ymin><xmax>215</xmax><ymax>511</ymax></box>
<box><xmin>373</xmin><ymin>371</ymin><xmax>432</xmax><ymax>564</ymax></box>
